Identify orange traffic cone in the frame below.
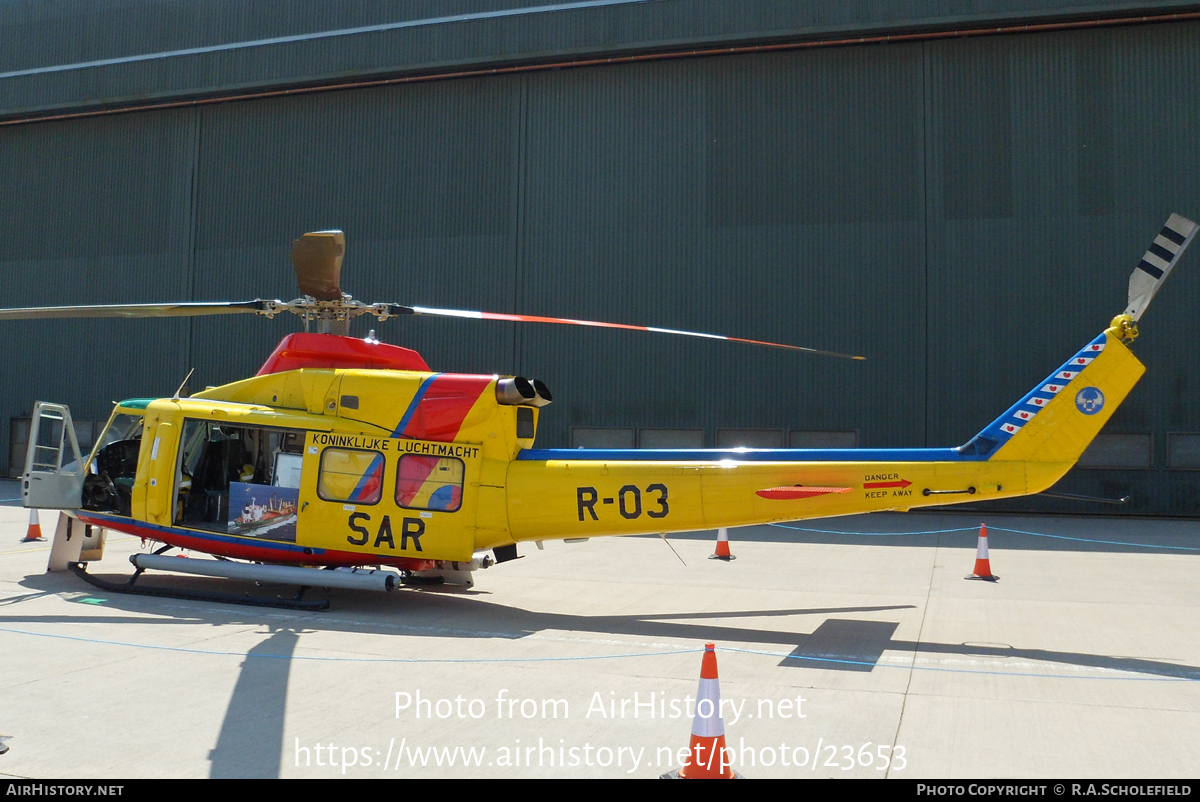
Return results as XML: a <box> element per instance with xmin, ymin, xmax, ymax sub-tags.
<box><xmin>965</xmin><ymin>523</ymin><xmax>998</xmax><ymax>581</ymax></box>
<box><xmin>709</xmin><ymin>528</ymin><xmax>735</xmax><ymax>561</ymax></box>
<box><xmin>661</xmin><ymin>643</ymin><xmax>740</xmax><ymax>779</ymax></box>
<box><xmin>21</xmin><ymin>509</ymin><xmax>45</xmax><ymax>543</ymax></box>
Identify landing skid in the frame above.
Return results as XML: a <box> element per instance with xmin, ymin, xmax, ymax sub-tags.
<box><xmin>66</xmin><ymin>561</ymin><xmax>331</xmax><ymax>611</ymax></box>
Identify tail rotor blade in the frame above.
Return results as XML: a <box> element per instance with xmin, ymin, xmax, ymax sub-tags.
<box><xmin>407</xmin><ymin>305</ymin><xmax>865</xmax><ymax>360</ymax></box>
<box><xmin>1124</xmin><ymin>213</ymin><xmax>1197</xmax><ymax>321</ymax></box>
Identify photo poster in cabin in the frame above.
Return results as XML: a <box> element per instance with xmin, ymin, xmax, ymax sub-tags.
<box><xmin>228</xmin><ymin>482</ymin><xmax>299</xmax><ymax>542</ymax></box>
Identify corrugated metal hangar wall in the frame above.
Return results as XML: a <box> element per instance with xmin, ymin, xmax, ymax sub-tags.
<box><xmin>2</xmin><ymin>1</ymin><xmax>1200</xmax><ymax>516</ymax></box>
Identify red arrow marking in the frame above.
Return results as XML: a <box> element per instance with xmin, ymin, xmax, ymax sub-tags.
<box><xmin>863</xmin><ymin>479</ymin><xmax>912</xmax><ymax>489</ymax></box>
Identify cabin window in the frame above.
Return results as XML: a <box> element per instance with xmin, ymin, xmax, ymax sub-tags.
<box><xmin>174</xmin><ymin>420</ymin><xmax>306</xmax><ymax>541</ymax></box>
<box><xmin>395</xmin><ymin>454</ymin><xmax>464</xmax><ymax>513</ymax></box>
<box><xmin>317</xmin><ymin>448</ymin><xmax>384</xmax><ymax>505</ymax></box>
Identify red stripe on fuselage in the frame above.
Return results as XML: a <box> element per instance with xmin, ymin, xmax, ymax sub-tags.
<box><xmin>350</xmin><ymin>455</ymin><xmax>385</xmax><ymax>503</ymax></box>
<box><xmin>76</xmin><ymin>514</ymin><xmax>439</xmax><ymax>570</ymax></box>
<box><xmin>396</xmin><ymin>454</ymin><xmax>440</xmax><ymax>506</ymax></box>
<box><xmin>399</xmin><ymin>374</ymin><xmax>491</xmax><ymax>441</ymax></box>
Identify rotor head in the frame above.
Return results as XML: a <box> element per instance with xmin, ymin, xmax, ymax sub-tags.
<box><xmin>291</xmin><ymin>230</ymin><xmax>345</xmax><ymax>302</ymax></box>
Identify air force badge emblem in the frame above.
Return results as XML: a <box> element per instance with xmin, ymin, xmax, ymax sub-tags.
<box><xmin>1075</xmin><ymin>386</ymin><xmax>1105</xmax><ymax>415</ymax></box>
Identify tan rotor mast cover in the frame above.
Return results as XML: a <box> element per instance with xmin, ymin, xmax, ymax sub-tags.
<box><xmin>291</xmin><ymin>230</ymin><xmax>345</xmax><ymax>301</ymax></box>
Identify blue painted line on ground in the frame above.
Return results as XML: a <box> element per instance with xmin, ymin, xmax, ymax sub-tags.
<box><xmin>988</xmin><ymin>525</ymin><xmax>1200</xmax><ymax>552</ymax></box>
<box><xmin>722</xmin><ymin>646</ymin><xmax>1199</xmax><ymax>682</ymax></box>
<box><xmin>2</xmin><ymin>626</ymin><xmax>1195</xmax><ymax>681</ymax></box>
<box><xmin>767</xmin><ymin>523</ymin><xmax>1200</xmax><ymax>551</ymax></box>
<box><xmin>768</xmin><ymin>524</ymin><xmax>975</xmax><ymax>536</ymax></box>
<box><xmin>0</xmin><ymin>626</ymin><xmax>692</xmax><ymax>664</ymax></box>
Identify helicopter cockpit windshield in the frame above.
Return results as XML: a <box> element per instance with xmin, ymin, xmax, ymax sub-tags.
<box><xmin>81</xmin><ymin>410</ymin><xmax>145</xmax><ymax>516</ymax></box>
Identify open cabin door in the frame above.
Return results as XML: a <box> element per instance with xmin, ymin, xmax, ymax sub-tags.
<box><xmin>22</xmin><ymin>402</ymin><xmax>86</xmax><ymax>509</ymax></box>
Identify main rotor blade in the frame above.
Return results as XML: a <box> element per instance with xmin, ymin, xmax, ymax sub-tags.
<box><xmin>292</xmin><ymin>230</ymin><xmax>345</xmax><ymax>301</ymax></box>
<box><xmin>407</xmin><ymin>305</ymin><xmax>866</xmax><ymax>360</ymax></box>
<box><xmin>0</xmin><ymin>300</ymin><xmax>272</xmax><ymax>320</ymax></box>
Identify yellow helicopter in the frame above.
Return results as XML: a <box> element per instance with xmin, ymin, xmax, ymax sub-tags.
<box><xmin>4</xmin><ymin>216</ymin><xmax>1196</xmax><ymax>609</ymax></box>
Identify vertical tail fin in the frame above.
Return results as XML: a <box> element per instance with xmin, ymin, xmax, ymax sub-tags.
<box><xmin>973</xmin><ymin>322</ymin><xmax>1144</xmax><ymax>463</ymax></box>
<box><xmin>959</xmin><ymin>213</ymin><xmax>1195</xmax><ymax>464</ymax></box>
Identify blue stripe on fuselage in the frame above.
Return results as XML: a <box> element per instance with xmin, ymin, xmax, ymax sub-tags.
<box><xmin>349</xmin><ymin>453</ymin><xmax>384</xmax><ymax>501</ymax></box>
<box><xmin>391</xmin><ymin>374</ymin><xmax>439</xmax><ymax>438</ymax></box>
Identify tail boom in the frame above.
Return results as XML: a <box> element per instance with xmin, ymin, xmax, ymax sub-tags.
<box><xmin>504</xmin><ymin>457</ymin><xmax>1067</xmax><ymax>543</ymax></box>
<box><xmin>503</xmin><ymin>321</ymin><xmax>1144</xmax><ymax>544</ymax></box>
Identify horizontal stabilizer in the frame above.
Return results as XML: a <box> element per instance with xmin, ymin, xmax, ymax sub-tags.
<box><xmin>1124</xmin><ymin>213</ymin><xmax>1197</xmax><ymax>321</ymax></box>
<box><xmin>756</xmin><ymin>486</ymin><xmax>852</xmax><ymax>500</ymax></box>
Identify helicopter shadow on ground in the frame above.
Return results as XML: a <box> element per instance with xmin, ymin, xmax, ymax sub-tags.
<box><xmin>207</xmin><ymin>626</ymin><xmax>298</xmax><ymax>779</ymax></box>
<box><xmin>9</xmin><ymin>569</ymin><xmax>1200</xmax><ymax>777</ymax></box>
<box><xmin>13</xmin><ymin>568</ymin><xmax>1200</xmax><ymax>683</ymax></box>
